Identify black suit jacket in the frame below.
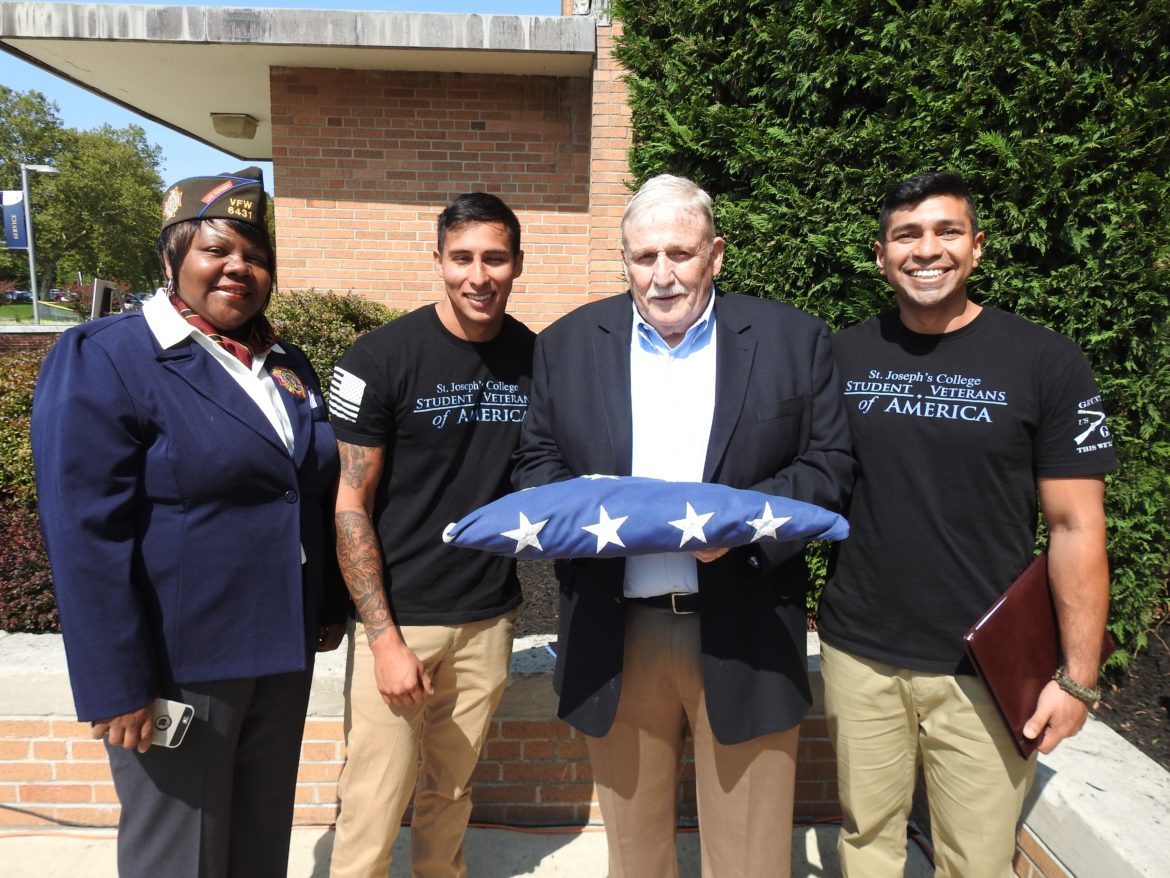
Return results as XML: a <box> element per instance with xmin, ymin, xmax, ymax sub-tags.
<box><xmin>513</xmin><ymin>290</ymin><xmax>855</xmax><ymax>744</ymax></box>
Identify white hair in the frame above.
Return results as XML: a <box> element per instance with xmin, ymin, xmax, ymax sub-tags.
<box><xmin>621</xmin><ymin>174</ymin><xmax>716</xmax><ymax>252</ymax></box>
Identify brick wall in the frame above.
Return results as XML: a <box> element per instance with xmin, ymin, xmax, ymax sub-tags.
<box><xmin>0</xmin><ymin>329</ymin><xmax>60</xmax><ymax>355</ymax></box>
<box><xmin>269</xmin><ymin>67</ymin><xmax>594</xmax><ymax>331</ymax></box>
<box><xmin>0</xmin><ymin>658</ymin><xmax>1086</xmax><ymax>877</ymax></box>
<box><xmin>0</xmin><ymin>680</ymin><xmax>840</xmax><ymax>831</ymax></box>
<box><xmin>587</xmin><ymin>16</ymin><xmax>634</xmax><ymax>303</ymax></box>
<box><xmin>0</xmin><ymin>719</ymin><xmax>116</xmax><ymax>828</ymax></box>
<box><xmin>1013</xmin><ymin>826</ymin><xmax>1074</xmax><ymax>878</ymax></box>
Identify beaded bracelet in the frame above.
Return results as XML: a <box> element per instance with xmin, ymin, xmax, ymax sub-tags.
<box><xmin>1052</xmin><ymin>665</ymin><xmax>1102</xmax><ymax>705</ymax></box>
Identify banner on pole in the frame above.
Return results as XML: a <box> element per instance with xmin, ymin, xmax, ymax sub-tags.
<box><xmin>3</xmin><ymin>191</ymin><xmax>28</xmax><ymax>250</ymax></box>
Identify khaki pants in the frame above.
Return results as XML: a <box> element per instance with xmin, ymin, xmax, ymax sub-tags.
<box><xmin>821</xmin><ymin>642</ymin><xmax>1035</xmax><ymax>878</ymax></box>
<box><xmin>329</xmin><ymin>612</ymin><xmax>515</xmax><ymax>878</ymax></box>
<box><xmin>587</xmin><ymin>604</ymin><xmax>799</xmax><ymax>878</ymax></box>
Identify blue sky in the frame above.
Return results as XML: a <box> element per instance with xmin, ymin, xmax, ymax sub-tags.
<box><xmin>1</xmin><ymin>0</ymin><xmax>562</xmax><ymax>185</ymax></box>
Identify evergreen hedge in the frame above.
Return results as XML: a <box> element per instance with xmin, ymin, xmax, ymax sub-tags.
<box><xmin>0</xmin><ymin>291</ymin><xmax>398</xmax><ymax>632</ymax></box>
<box><xmin>613</xmin><ymin>0</ymin><xmax>1170</xmax><ymax>654</ymax></box>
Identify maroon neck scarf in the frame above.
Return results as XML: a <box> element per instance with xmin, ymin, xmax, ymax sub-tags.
<box><xmin>169</xmin><ymin>293</ymin><xmax>276</xmax><ymax>369</ymax></box>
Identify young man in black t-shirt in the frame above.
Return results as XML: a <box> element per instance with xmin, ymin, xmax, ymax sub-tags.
<box><xmin>819</xmin><ymin>172</ymin><xmax>1116</xmax><ymax>878</ymax></box>
<box><xmin>327</xmin><ymin>193</ymin><xmax>535</xmax><ymax>878</ymax></box>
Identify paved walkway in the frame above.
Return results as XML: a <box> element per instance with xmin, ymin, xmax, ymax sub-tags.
<box><xmin>0</xmin><ymin>822</ymin><xmax>935</xmax><ymax>876</ymax></box>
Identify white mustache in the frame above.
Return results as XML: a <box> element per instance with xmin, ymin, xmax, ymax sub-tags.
<box><xmin>645</xmin><ymin>285</ymin><xmax>685</xmax><ymax>300</ymax></box>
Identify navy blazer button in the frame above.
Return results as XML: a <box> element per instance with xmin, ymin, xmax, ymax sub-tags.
<box><xmin>284</xmin><ymin>490</ymin><xmax>299</xmax><ymax>503</ymax></box>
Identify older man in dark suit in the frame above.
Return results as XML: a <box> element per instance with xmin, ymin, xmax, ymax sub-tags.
<box><xmin>513</xmin><ymin>174</ymin><xmax>855</xmax><ymax>877</ymax></box>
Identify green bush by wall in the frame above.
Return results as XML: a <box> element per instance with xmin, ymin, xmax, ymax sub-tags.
<box><xmin>0</xmin><ymin>349</ymin><xmax>54</xmax><ymax>631</ymax></box>
<box><xmin>613</xmin><ymin>0</ymin><xmax>1170</xmax><ymax>654</ymax></box>
<box><xmin>266</xmin><ymin>290</ymin><xmax>403</xmax><ymax>393</ymax></box>
<box><xmin>0</xmin><ymin>290</ymin><xmax>399</xmax><ymax>632</ymax></box>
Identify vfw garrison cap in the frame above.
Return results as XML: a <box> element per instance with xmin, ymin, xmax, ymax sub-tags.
<box><xmin>161</xmin><ymin>166</ymin><xmax>267</xmax><ymax>233</ymax></box>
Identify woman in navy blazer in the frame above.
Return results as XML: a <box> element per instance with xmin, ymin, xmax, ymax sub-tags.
<box><xmin>31</xmin><ymin>167</ymin><xmax>346</xmax><ymax>878</ymax></box>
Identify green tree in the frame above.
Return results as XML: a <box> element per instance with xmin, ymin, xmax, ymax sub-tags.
<box><xmin>0</xmin><ymin>85</ymin><xmax>62</xmax><ymax>179</ymax></box>
<box><xmin>34</xmin><ymin>125</ymin><xmax>164</xmax><ymax>294</ymax></box>
<box><xmin>612</xmin><ymin>0</ymin><xmax>1170</xmax><ymax>653</ymax></box>
<box><xmin>1</xmin><ymin>88</ymin><xmax>164</xmax><ymax>294</ymax></box>
<box><xmin>0</xmin><ymin>86</ymin><xmax>64</xmax><ymax>290</ymax></box>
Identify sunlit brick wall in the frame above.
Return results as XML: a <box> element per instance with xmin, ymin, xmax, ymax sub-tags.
<box><xmin>269</xmin><ymin>67</ymin><xmax>594</xmax><ymax>331</ymax></box>
<box><xmin>588</xmin><ymin>15</ymin><xmax>634</xmax><ymax>302</ymax></box>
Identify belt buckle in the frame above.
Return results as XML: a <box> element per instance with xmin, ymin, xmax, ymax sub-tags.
<box><xmin>670</xmin><ymin>592</ymin><xmax>695</xmax><ymax>615</ymax></box>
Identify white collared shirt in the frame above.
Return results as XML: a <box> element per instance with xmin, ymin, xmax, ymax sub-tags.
<box><xmin>624</xmin><ymin>289</ymin><xmax>718</xmax><ymax>598</ymax></box>
<box><xmin>142</xmin><ymin>291</ymin><xmax>296</xmax><ymax>456</ymax></box>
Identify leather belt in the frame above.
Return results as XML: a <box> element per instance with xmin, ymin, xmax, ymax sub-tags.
<box><xmin>626</xmin><ymin>592</ymin><xmax>700</xmax><ymax>615</ymax></box>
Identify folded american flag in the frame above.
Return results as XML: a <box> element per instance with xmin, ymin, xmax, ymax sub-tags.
<box><xmin>442</xmin><ymin>475</ymin><xmax>849</xmax><ymax>559</ymax></box>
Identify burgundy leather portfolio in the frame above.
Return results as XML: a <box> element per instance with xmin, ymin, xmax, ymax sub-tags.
<box><xmin>962</xmin><ymin>553</ymin><xmax>1112</xmax><ymax>758</ymax></box>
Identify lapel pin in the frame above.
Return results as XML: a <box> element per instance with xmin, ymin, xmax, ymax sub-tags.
<box><xmin>271</xmin><ymin>366</ymin><xmax>307</xmax><ymax>398</ymax></box>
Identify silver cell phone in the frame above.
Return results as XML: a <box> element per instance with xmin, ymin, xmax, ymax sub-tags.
<box><xmin>151</xmin><ymin>697</ymin><xmax>194</xmax><ymax>748</ymax></box>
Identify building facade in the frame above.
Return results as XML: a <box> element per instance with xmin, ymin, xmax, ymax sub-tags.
<box><xmin>0</xmin><ymin>0</ymin><xmax>631</xmax><ymax>328</ymax></box>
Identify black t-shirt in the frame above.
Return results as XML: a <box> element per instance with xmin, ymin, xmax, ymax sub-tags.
<box><xmin>819</xmin><ymin>307</ymin><xmax>1117</xmax><ymax>673</ymax></box>
<box><xmin>329</xmin><ymin>305</ymin><xmax>535</xmax><ymax>625</ymax></box>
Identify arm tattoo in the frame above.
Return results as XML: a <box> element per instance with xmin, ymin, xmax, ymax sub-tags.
<box><xmin>336</xmin><ymin>442</ymin><xmax>393</xmax><ymax>645</ymax></box>
<box><xmin>339</xmin><ymin>442</ymin><xmax>375</xmax><ymax>491</ymax></box>
<box><xmin>335</xmin><ymin>509</ymin><xmax>394</xmax><ymax>644</ymax></box>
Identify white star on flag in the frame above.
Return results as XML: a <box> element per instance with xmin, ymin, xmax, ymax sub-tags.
<box><xmin>747</xmin><ymin>502</ymin><xmax>791</xmax><ymax>541</ymax></box>
<box><xmin>668</xmin><ymin>502</ymin><xmax>715</xmax><ymax>547</ymax></box>
<box><xmin>501</xmin><ymin>512</ymin><xmax>548</xmax><ymax>554</ymax></box>
<box><xmin>581</xmin><ymin>505</ymin><xmax>628</xmax><ymax>553</ymax></box>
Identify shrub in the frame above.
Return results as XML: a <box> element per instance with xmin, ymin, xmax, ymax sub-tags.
<box><xmin>0</xmin><ymin>348</ymin><xmax>54</xmax><ymax>631</ymax></box>
<box><xmin>613</xmin><ymin>0</ymin><xmax>1170</xmax><ymax>656</ymax></box>
<box><xmin>0</xmin><ymin>349</ymin><xmax>41</xmax><ymax>505</ymax></box>
<box><xmin>267</xmin><ymin>289</ymin><xmax>402</xmax><ymax>387</ymax></box>
<box><xmin>0</xmin><ymin>291</ymin><xmax>401</xmax><ymax>632</ymax></box>
<box><xmin>0</xmin><ymin>499</ymin><xmax>56</xmax><ymax>632</ymax></box>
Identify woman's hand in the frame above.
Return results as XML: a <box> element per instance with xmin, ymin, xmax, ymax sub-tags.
<box><xmin>93</xmin><ymin>703</ymin><xmax>155</xmax><ymax>753</ymax></box>
<box><xmin>316</xmin><ymin>622</ymin><xmax>346</xmax><ymax>652</ymax></box>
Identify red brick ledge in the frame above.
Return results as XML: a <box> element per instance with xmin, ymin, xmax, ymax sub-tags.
<box><xmin>3</xmin><ymin>631</ymin><xmax>1165</xmax><ymax>878</ymax></box>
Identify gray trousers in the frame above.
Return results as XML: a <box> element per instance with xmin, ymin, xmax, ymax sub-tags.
<box><xmin>106</xmin><ymin>667</ymin><xmax>314</xmax><ymax>878</ymax></box>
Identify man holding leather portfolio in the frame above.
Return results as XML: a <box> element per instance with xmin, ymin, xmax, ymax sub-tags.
<box><xmin>818</xmin><ymin>171</ymin><xmax>1117</xmax><ymax>878</ymax></box>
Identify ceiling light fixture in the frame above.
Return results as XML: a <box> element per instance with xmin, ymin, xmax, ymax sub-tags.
<box><xmin>210</xmin><ymin>112</ymin><xmax>260</xmax><ymax>139</ymax></box>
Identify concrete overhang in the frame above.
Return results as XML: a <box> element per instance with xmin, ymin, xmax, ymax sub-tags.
<box><xmin>0</xmin><ymin>3</ymin><xmax>597</xmax><ymax>160</ymax></box>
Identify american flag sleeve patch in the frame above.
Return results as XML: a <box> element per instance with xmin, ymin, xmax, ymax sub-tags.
<box><xmin>442</xmin><ymin>475</ymin><xmax>849</xmax><ymax>559</ymax></box>
<box><xmin>329</xmin><ymin>367</ymin><xmax>366</xmax><ymax>423</ymax></box>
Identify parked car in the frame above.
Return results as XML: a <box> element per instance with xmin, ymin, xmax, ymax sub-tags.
<box><xmin>3</xmin><ymin>290</ymin><xmax>33</xmax><ymax>303</ymax></box>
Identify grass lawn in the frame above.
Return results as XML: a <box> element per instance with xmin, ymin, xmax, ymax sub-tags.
<box><xmin>0</xmin><ymin>302</ymin><xmax>83</xmax><ymax>325</ymax></box>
